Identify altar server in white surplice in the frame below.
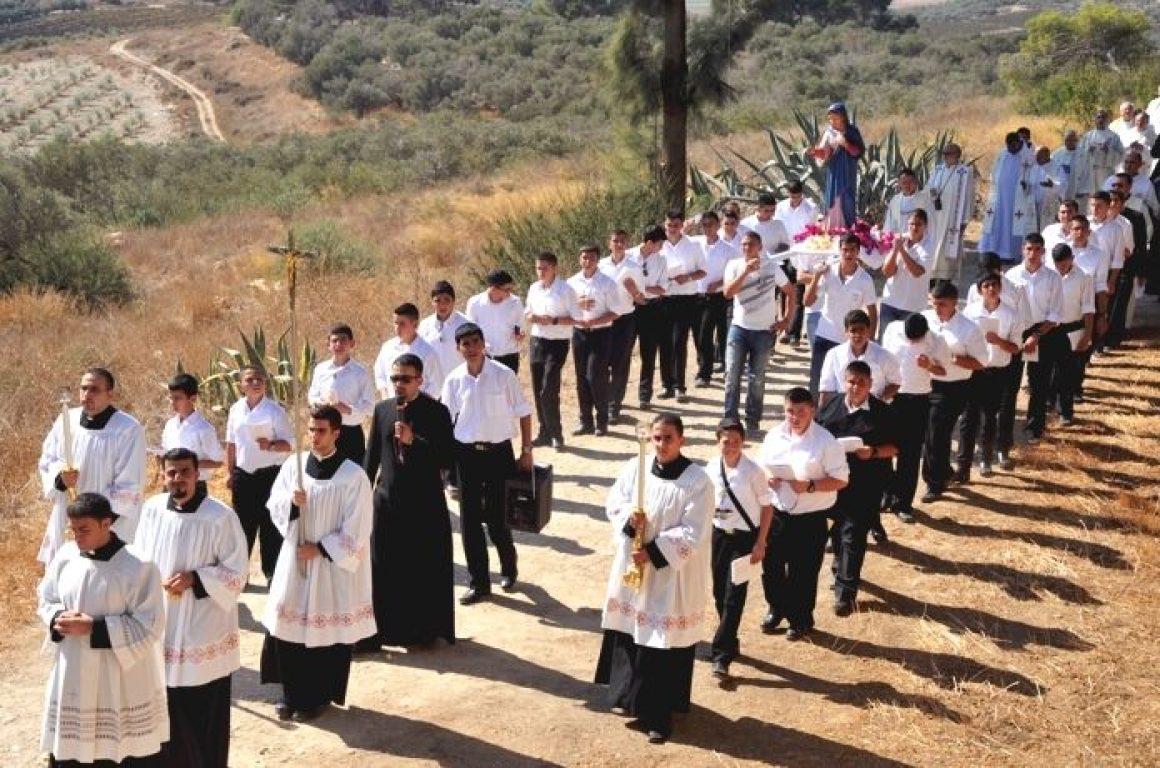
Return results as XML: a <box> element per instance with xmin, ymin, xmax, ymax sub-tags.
<box><xmin>134</xmin><ymin>448</ymin><xmax>248</xmax><ymax>768</ymax></box>
<box><xmin>38</xmin><ymin>367</ymin><xmax>147</xmax><ymax>564</ymax></box>
<box><xmin>925</xmin><ymin>143</ymin><xmax>977</xmax><ymax>285</ymax></box>
<box><xmin>595</xmin><ymin>412</ymin><xmax>713</xmax><ymax>745</ymax></box>
<box><xmin>1052</xmin><ymin>130</ymin><xmax>1094</xmax><ymax>203</ymax></box>
<box><xmin>261</xmin><ymin>405</ymin><xmax>376</xmax><ymax>723</ymax></box>
<box><xmin>39</xmin><ymin>492</ymin><xmax>169</xmax><ymax>765</ymax></box>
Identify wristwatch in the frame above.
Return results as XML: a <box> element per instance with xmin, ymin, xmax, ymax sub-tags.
<box><xmin>806</xmin><ymin>480</ymin><xmax>816</xmax><ymax>493</ymax></box>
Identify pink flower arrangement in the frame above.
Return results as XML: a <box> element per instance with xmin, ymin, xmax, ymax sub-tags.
<box><xmin>792</xmin><ymin>218</ymin><xmax>895</xmax><ymax>253</ymax></box>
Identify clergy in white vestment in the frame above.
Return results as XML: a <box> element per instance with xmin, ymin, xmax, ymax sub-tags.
<box><xmin>1031</xmin><ymin>146</ymin><xmax>1062</xmax><ymax>232</ymax></box>
<box><xmin>1081</xmin><ymin>110</ymin><xmax>1125</xmax><ymax>193</ymax></box>
<box><xmin>309</xmin><ymin>323</ymin><xmax>376</xmax><ymax>464</ymax></box>
<box><xmin>134</xmin><ymin>448</ymin><xmax>248</xmax><ymax>768</ymax></box>
<box><xmin>161</xmin><ymin>373</ymin><xmax>225</xmax><ymax>483</ymax></box>
<box><xmin>375</xmin><ymin>304</ymin><xmax>445</xmax><ymax>401</ymax></box>
<box><xmin>925</xmin><ymin>143</ymin><xmax>978</xmax><ymax>284</ymax></box>
<box><xmin>39</xmin><ymin>493</ymin><xmax>168</xmax><ymax>765</ymax></box>
<box><xmin>595</xmin><ymin>413</ymin><xmax>713</xmax><ymax>745</ymax></box>
<box><xmin>38</xmin><ymin>367</ymin><xmax>147</xmax><ymax>564</ymax></box>
<box><xmin>1052</xmin><ymin>131</ymin><xmax>1094</xmax><ymax>202</ymax></box>
<box><xmin>1109</xmin><ymin>102</ymin><xmax>1138</xmax><ymax>147</ymax></box>
<box><xmin>980</xmin><ymin>132</ymin><xmax>1039</xmax><ymax>262</ymax></box>
<box><xmin>260</xmin><ymin>405</ymin><xmax>376</xmax><ymax>723</ymax></box>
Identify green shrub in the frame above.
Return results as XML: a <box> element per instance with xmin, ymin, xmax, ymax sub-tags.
<box><xmin>26</xmin><ymin>231</ymin><xmax>134</xmax><ymax>309</ymax></box>
<box><xmin>292</xmin><ymin>219</ymin><xmax>379</xmax><ymax>276</ymax></box>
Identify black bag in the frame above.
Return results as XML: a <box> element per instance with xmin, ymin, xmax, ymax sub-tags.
<box><xmin>504</xmin><ymin>463</ymin><xmax>553</xmax><ymax>533</ymax></box>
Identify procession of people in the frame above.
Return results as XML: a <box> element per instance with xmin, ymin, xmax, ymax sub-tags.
<box><xmin>30</xmin><ymin>98</ymin><xmax>1160</xmax><ymax>761</ymax></box>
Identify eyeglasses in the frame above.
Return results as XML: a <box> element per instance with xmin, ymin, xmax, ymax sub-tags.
<box><xmin>389</xmin><ymin>375</ymin><xmax>417</xmax><ymax>384</ymax></box>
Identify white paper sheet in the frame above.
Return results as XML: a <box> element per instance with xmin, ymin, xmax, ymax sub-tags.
<box><xmin>731</xmin><ymin>554</ymin><xmax>757</xmax><ymax>585</ymax></box>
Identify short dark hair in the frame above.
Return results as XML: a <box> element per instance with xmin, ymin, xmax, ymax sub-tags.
<box><xmin>977</xmin><ymin>272</ymin><xmax>1002</xmax><ymax>290</ymax></box>
<box><xmin>83</xmin><ymin>366</ymin><xmax>115</xmax><ymax>391</ymax></box>
<box><xmin>908</xmin><ymin>209</ymin><xmax>928</xmax><ymax>225</ymax></box>
<box><xmin>1052</xmin><ymin>243</ymin><xmax>1074</xmax><ymax>262</ymax></box>
<box><xmin>67</xmin><ymin>492</ymin><xmax>118</xmax><ymax>522</ymax></box>
<box><xmin>431</xmin><ymin>280</ymin><xmax>456</xmax><ymax>300</ymax></box>
<box><xmin>786</xmin><ymin>180</ymin><xmax>804</xmax><ymax>195</ymax></box>
<box><xmin>455</xmin><ymin>322</ymin><xmax>485</xmax><ymax>345</ymax></box>
<box><xmin>651</xmin><ymin>412</ymin><xmax>684</xmax><ymax>435</ymax></box>
<box><xmin>393</xmin><ymin>353</ymin><xmax>423</xmax><ymax>374</ymax></box>
<box><xmin>329</xmin><ymin>323</ymin><xmax>354</xmax><ymax>341</ymax></box>
<box><xmin>665</xmin><ymin>209</ymin><xmax>684</xmax><ymax>221</ymax></box>
<box><xmin>536</xmin><ymin>251</ymin><xmax>558</xmax><ymax>266</ymax></box>
<box><xmin>898</xmin><ymin>167</ymin><xmax>917</xmax><ymax>179</ymax></box>
<box><xmin>980</xmin><ymin>252</ymin><xmax>1002</xmax><ymax>273</ymax></box>
<box><xmin>784</xmin><ymin>386</ymin><xmax>813</xmax><ymax>406</ymax></box>
<box><xmin>742</xmin><ymin>231</ymin><xmax>763</xmax><ymax>246</ymax></box>
<box><xmin>1061</xmin><ymin>198</ymin><xmax>1081</xmax><ymax>211</ymax></box>
<box><xmin>1005</xmin><ymin>130</ymin><xmax>1022</xmax><ymax>144</ymax></box>
<box><xmin>844</xmin><ymin>309</ymin><xmax>871</xmax><ymax>329</ymax></box>
<box><xmin>579</xmin><ymin>243</ymin><xmax>601</xmax><ymax>258</ymax></box>
<box><xmin>394</xmin><ymin>303</ymin><xmax>420</xmax><ymax>321</ymax></box>
<box><xmin>845</xmin><ymin>360</ymin><xmax>872</xmax><ymax>379</ymax></box>
<box><xmin>1024</xmin><ymin>233</ymin><xmax>1045</xmax><ymax>247</ymax></box>
<box><xmin>930</xmin><ymin>281</ymin><xmax>959</xmax><ymax>300</ymax></box>
<box><xmin>1091</xmin><ymin>191</ymin><xmax>1112</xmax><ymax>204</ymax></box>
<box><xmin>642</xmin><ymin>224</ymin><xmax>666</xmax><ymax>243</ymax></box>
<box><xmin>716</xmin><ymin>417</ymin><xmax>746</xmax><ymax>440</ymax></box>
<box><xmin>1070</xmin><ymin>214</ymin><xmax>1089</xmax><ymax>229</ymax></box>
<box><xmin>699</xmin><ymin>210</ymin><xmax>719</xmax><ymax>224</ymax></box>
<box><xmin>162</xmin><ymin>446</ymin><xmax>199</xmax><ymax>470</ymax></box>
<box><xmin>168</xmin><ymin>373</ymin><xmax>199</xmax><ymax>397</ymax></box>
<box><xmin>904</xmin><ymin>313</ymin><xmax>929</xmax><ymax>340</ymax></box>
<box><xmin>310</xmin><ymin>404</ymin><xmax>343</xmax><ymax>430</ymax></box>
<box><xmin>486</xmin><ymin>269</ymin><xmax>514</xmax><ymax>287</ymax></box>
<box><xmin>239</xmin><ymin>364</ymin><xmax>267</xmax><ymax>381</ymax></box>
<box><xmin>1114</xmin><ymin>172</ymin><xmax>1133</xmax><ymax>184</ymax></box>
<box><xmin>840</xmin><ymin>233</ymin><xmax>862</xmax><ymax>249</ymax></box>
<box><xmin>756</xmin><ymin>191</ymin><xmax>778</xmax><ymax>207</ymax></box>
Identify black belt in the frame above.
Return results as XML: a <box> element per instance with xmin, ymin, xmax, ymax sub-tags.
<box><xmin>458</xmin><ymin>440</ymin><xmax>509</xmax><ymax>452</ymax></box>
<box><xmin>575</xmin><ymin>325</ymin><xmax>612</xmax><ymax>332</ymax></box>
<box><xmin>1056</xmin><ymin>319</ymin><xmax>1085</xmax><ymax>334</ymax></box>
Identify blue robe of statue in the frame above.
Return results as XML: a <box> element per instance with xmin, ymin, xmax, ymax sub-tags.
<box><xmin>823</xmin><ymin>123</ymin><xmax>865</xmax><ymax>228</ymax></box>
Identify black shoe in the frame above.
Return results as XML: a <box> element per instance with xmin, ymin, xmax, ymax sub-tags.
<box><xmin>353</xmin><ymin>636</ymin><xmax>382</xmax><ymax>654</ymax></box>
<box><xmin>785</xmin><ymin>626</ymin><xmax>812</xmax><ymax>641</ymax></box>
<box><xmin>1023</xmin><ymin>430</ymin><xmax>1041</xmax><ymax>445</ymax></box>
<box><xmin>531</xmin><ymin>434</ymin><xmax>552</xmax><ymax>448</ymax></box>
<box><xmin>551</xmin><ymin>436</ymin><xmax>565</xmax><ymax>450</ymax></box>
<box><xmin>274</xmin><ymin>700</ymin><xmax>293</xmax><ymax>721</ymax></box>
<box><xmin>870</xmin><ymin>525</ymin><xmax>888</xmax><ymax>544</ymax></box>
<box><xmin>920</xmin><ymin>489</ymin><xmax>942</xmax><ymax>504</ymax></box>
<box><xmin>459</xmin><ymin>587</ymin><xmax>491</xmax><ymax>606</ymax></box>
<box><xmin>711</xmin><ymin>660</ymin><xmax>730</xmax><ymax>679</ymax></box>
<box><xmin>760</xmin><ymin>612</ymin><xmax>783</xmax><ymax>634</ymax></box>
<box><xmin>997</xmin><ymin>451</ymin><xmax>1014</xmax><ymax>471</ymax></box>
<box><xmin>978</xmin><ymin>460</ymin><xmax>994</xmax><ymax>477</ymax></box>
<box><xmin>292</xmin><ymin>703</ymin><xmax>328</xmax><ymax>722</ymax></box>
<box><xmin>500</xmin><ymin>575</ymin><xmax>517</xmax><ymax>592</ymax></box>
<box><xmin>657</xmin><ymin>389</ymin><xmax>675</xmax><ymax>400</ymax></box>
<box><xmin>571</xmin><ymin>425</ymin><xmax>595</xmax><ymax>436</ymax></box>
<box><xmin>895</xmin><ymin>508</ymin><xmax>916</xmax><ymax>524</ymax></box>
<box><xmin>745</xmin><ymin>420</ymin><xmax>761</xmax><ymax>435</ymax></box>
<box><xmin>608</xmin><ymin>410</ymin><xmax>621</xmax><ymax>425</ymax></box>
<box><xmin>694</xmin><ymin>378</ymin><xmax>710</xmax><ymax>388</ymax></box>
<box><xmin>675</xmin><ymin>390</ymin><xmax>690</xmax><ymax>403</ymax></box>
<box><xmin>833</xmin><ymin>600</ymin><xmax>854</xmax><ymax>617</ymax></box>
<box><xmin>594</xmin><ymin>427</ymin><xmax>607</xmax><ymax>437</ymax></box>
<box><xmin>647</xmin><ymin>730</ymin><xmax>667</xmax><ymax>744</ymax></box>
<box><xmin>951</xmin><ymin>467</ymin><xmax>970</xmax><ymax>485</ymax></box>
<box><xmin>639</xmin><ymin>400</ymin><xmax>652</xmax><ymax>411</ymax></box>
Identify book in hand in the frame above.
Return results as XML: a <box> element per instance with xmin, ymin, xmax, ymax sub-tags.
<box><xmin>731</xmin><ymin>554</ymin><xmax>757</xmax><ymax>586</ymax></box>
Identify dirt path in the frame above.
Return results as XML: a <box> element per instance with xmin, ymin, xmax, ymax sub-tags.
<box><xmin>2</xmin><ymin>307</ymin><xmax>1158</xmax><ymax>766</ymax></box>
<box><xmin>110</xmin><ymin>37</ymin><xmax>226</xmax><ymax>143</ymax></box>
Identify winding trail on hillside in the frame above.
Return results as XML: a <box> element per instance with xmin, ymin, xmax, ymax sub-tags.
<box><xmin>110</xmin><ymin>37</ymin><xmax>226</xmax><ymax>143</ymax></box>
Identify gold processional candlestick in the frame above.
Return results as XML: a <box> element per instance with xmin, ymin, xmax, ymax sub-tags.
<box><xmin>269</xmin><ymin>232</ymin><xmax>317</xmax><ymax>579</ymax></box>
<box><xmin>622</xmin><ymin>424</ymin><xmax>650</xmax><ymax>590</ymax></box>
<box><xmin>58</xmin><ymin>390</ymin><xmax>77</xmax><ymax>502</ymax></box>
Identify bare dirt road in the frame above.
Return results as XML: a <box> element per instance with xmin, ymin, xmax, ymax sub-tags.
<box><xmin>110</xmin><ymin>37</ymin><xmax>225</xmax><ymax>143</ymax></box>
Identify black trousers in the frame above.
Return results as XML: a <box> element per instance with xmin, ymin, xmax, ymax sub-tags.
<box><xmin>162</xmin><ymin>676</ymin><xmax>231</xmax><ymax>768</ymax></box>
<box><xmin>607</xmin><ymin>312</ymin><xmax>636</xmax><ymax>415</ymax></box>
<box><xmin>594</xmin><ymin>630</ymin><xmax>694</xmax><ymax>738</ymax></box>
<box><xmin>666</xmin><ymin>294</ymin><xmax>699</xmax><ymax>392</ymax></box>
<box><xmin>260</xmin><ymin>635</ymin><xmax>352</xmax><ymax>711</ymax></box>
<box><xmin>996</xmin><ymin>354</ymin><xmax>1023</xmax><ymax>452</ymax></box>
<box><xmin>923</xmin><ymin>379</ymin><xmax>972</xmax><ymax>493</ymax></box>
<box><xmin>788</xmin><ymin>282</ymin><xmax>806</xmax><ymax>339</ymax></box>
<box><xmin>696</xmin><ymin>292</ymin><xmax>728</xmax><ymax>381</ymax></box>
<box><xmin>573</xmin><ymin>326</ymin><xmax>612</xmax><ymax>429</ymax></box>
<box><xmin>635</xmin><ymin>301</ymin><xmax>673</xmax><ymax>403</ymax></box>
<box><xmin>829</xmin><ymin>493</ymin><xmax>878</xmax><ymax>602</ymax></box>
<box><xmin>1026</xmin><ymin>332</ymin><xmax>1067</xmax><ymax>437</ymax></box>
<box><xmin>1050</xmin><ymin>345</ymin><xmax>1083</xmax><ymax>420</ymax></box>
<box><xmin>530</xmin><ymin>337</ymin><xmax>569</xmax><ymax>440</ymax></box>
<box><xmin>762</xmin><ymin>510</ymin><xmax>828</xmax><ymax>631</ymax></box>
<box><xmin>1107</xmin><ymin>261</ymin><xmax>1135</xmax><ymax>346</ymax></box>
<box><xmin>492</xmin><ymin>353</ymin><xmax>520</xmax><ymax>374</ymax></box>
<box><xmin>957</xmin><ymin>367</ymin><xmax>1005</xmax><ymax>466</ymax></box>
<box><xmin>231</xmin><ymin>465</ymin><xmax>282</xmax><ymax>580</ymax></box>
<box><xmin>337</xmin><ymin>424</ymin><xmax>365</xmax><ymax>466</ymax></box>
<box><xmin>888</xmin><ymin>393</ymin><xmax>929</xmax><ymax>511</ymax></box>
<box><xmin>711</xmin><ymin>526</ymin><xmax>757</xmax><ymax>664</ymax></box>
<box><xmin>808</xmin><ymin>335</ymin><xmax>840</xmax><ymax>397</ymax></box>
<box><xmin>455</xmin><ymin>440</ymin><xmax>517</xmax><ymax>589</ymax></box>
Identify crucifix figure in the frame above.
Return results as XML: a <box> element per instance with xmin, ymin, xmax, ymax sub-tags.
<box><xmin>268</xmin><ymin>232</ymin><xmax>316</xmax><ymax>576</ymax></box>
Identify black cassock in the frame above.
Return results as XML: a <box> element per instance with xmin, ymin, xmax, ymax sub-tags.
<box><xmin>363</xmin><ymin>393</ymin><xmax>456</xmax><ymax>647</ymax></box>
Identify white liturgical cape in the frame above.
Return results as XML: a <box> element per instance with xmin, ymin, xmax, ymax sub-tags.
<box><xmin>38</xmin><ymin>408</ymin><xmax>147</xmax><ymax>563</ymax></box>
<box><xmin>39</xmin><ymin>542</ymin><xmax>169</xmax><ymax>763</ymax></box>
<box><xmin>601</xmin><ymin>456</ymin><xmax>713</xmax><ymax>650</ymax></box>
<box><xmin>133</xmin><ymin>492</ymin><xmax>248</xmax><ymax>687</ymax></box>
<box><xmin>925</xmin><ymin>163</ymin><xmax>977</xmax><ymax>282</ymax></box>
<box><xmin>262</xmin><ymin>454</ymin><xmax>377</xmax><ymax>646</ymax></box>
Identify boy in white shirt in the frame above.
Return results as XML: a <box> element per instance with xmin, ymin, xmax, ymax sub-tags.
<box><xmin>162</xmin><ymin>373</ymin><xmax>224</xmax><ymax>485</ymax></box>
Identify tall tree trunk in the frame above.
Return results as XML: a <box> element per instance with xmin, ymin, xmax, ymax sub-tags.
<box><xmin>660</xmin><ymin>0</ymin><xmax>687</xmax><ymax>215</ymax></box>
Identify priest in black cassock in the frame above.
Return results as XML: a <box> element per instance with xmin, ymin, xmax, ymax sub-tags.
<box><xmin>362</xmin><ymin>353</ymin><xmax>456</xmax><ymax>649</ymax></box>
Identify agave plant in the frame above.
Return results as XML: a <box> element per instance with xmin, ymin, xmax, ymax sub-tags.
<box><xmin>690</xmin><ymin>109</ymin><xmax>970</xmax><ymax>226</ymax></box>
<box><xmin>175</xmin><ymin>327</ymin><xmax>316</xmax><ymax>415</ymax></box>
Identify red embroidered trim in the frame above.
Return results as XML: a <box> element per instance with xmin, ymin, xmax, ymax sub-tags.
<box><xmin>606</xmin><ymin>597</ymin><xmax>704</xmax><ymax>632</ymax></box>
<box><xmin>164</xmin><ymin>631</ymin><xmax>239</xmax><ymax>665</ymax></box>
<box><xmin>275</xmin><ymin>602</ymin><xmax>375</xmax><ymax>628</ymax></box>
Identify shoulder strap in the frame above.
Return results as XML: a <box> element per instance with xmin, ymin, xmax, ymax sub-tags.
<box><xmin>719</xmin><ymin>458</ymin><xmax>758</xmax><ymax>533</ymax></box>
